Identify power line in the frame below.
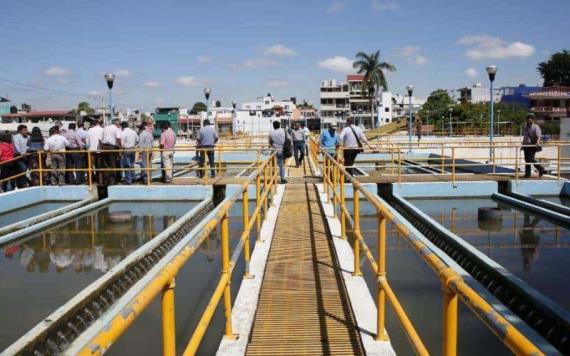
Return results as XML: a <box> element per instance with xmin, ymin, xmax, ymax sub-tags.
<box><xmin>0</xmin><ymin>77</ymin><xmax>100</xmax><ymax>98</ymax></box>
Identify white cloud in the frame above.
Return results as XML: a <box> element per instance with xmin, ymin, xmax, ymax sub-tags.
<box><xmin>317</xmin><ymin>56</ymin><xmax>354</xmax><ymax>73</ymax></box>
<box><xmin>457</xmin><ymin>35</ymin><xmax>535</xmax><ymax>60</ymax></box>
<box><xmin>115</xmin><ymin>69</ymin><xmax>132</xmax><ymax>77</ymax></box>
<box><xmin>230</xmin><ymin>58</ymin><xmax>278</xmax><ymax>69</ymax></box>
<box><xmin>44</xmin><ymin>66</ymin><xmax>71</xmax><ymax>77</ymax></box>
<box><xmin>88</xmin><ymin>90</ymin><xmax>103</xmax><ymax>96</ymax></box>
<box><xmin>395</xmin><ymin>46</ymin><xmax>428</xmax><ymax>65</ymax></box>
<box><xmin>326</xmin><ymin>1</ymin><xmax>345</xmax><ymax>13</ymax></box>
<box><xmin>465</xmin><ymin>68</ymin><xmax>478</xmax><ymax>78</ymax></box>
<box><xmin>175</xmin><ymin>76</ymin><xmax>201</xmax><ymax>87</ymax></box>
<box><xmin>267</xmin><ymin>79</ymin><xmax>291</xmax><ymax>87</ymax></box>
<box><xmin>197</xmin><ymin>56</ymin><xmax>212</xmax><ymax>64</ymax></box>
<box><xmin>264</xmin><ymin>44</ymin><xmax>296</xmax><ymax>57</ymax></box>
<box><xmin>155</xmin><ymin>98</ymin><xmax>166</xmax><ymax>105</ymax></box>
<box><xmin>371</xmin><ymin>0</ymin><xmax>399</xmax><ymax>12</ymax></box>
<box><xmin>144</xmin><ymin>81</ymin><xmax>161</xmax><ymax>88</ymax></box>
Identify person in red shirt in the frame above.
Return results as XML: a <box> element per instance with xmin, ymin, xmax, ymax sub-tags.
<box><xmin>0</xmin><ymin>131</ymin><xmax>17</xmax><ymax>192</ymax></box>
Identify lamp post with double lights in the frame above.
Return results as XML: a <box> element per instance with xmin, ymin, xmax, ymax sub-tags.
<box><xmin>486</xmin><ymin>65</ymin><xmax>497</xmax><ymax>161</ymax></box>
<box><xmin>203</xmin><ymin>88</ymin><xmax>211</xmax><ymax>125</ymax></box>
<box><xmin>104</xmin><ymin>73</ymin><xmax>116</xmax><ymax>125</ymax></box>
<box><xmin>406</xmin><ymin>85</ymin><xmax>414</xmax><ymax>152</ymax></box>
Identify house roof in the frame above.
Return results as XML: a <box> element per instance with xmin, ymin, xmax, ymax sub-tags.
<box><xmin>2</xmin><ymin>110</ymin><xmax>75</xmax><ymax>118</ymax></box>
<box><xmin>346</xmin><ymin>74</ymin><xmax>364</xmax><ymax>81</ymax></box>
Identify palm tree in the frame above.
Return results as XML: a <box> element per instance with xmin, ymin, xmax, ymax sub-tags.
<box><xmin>353</xmin><ymin>51</ymin><xmax>396</xmax><ymax>128</ymax></box>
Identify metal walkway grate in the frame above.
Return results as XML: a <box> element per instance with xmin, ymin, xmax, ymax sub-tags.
<box><xmin>246</xmin><ymin>163</ymin><xmax>364</xmax><ymax>355</ymax></box>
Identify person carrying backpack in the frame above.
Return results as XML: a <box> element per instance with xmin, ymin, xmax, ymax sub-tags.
<box><xmin>269</xmin><ymin>120</ymin><xmax>292</xmax><ymax>184</ymax></box>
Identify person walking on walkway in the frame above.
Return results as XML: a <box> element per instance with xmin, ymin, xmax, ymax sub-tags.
<box><xmin>159</xmin><ymin>122</ymin><xmax>176</xmax><ymax>183</ymax></box>
<box><xmin>64</xmin><ymin>123</ymin><xmax>86</xmax><ymax>184</ymax></box>
<box><xmin>301</xmin><ymin>122</ymin><xmax>310</xmax><ymax>155</ymax></box>
<box><xmin>340</xmin><ymin>117</ymin><xmax>370</xmax><ymax>175</ymax></box>
<box><xmin>269</xmin><ymin>120</ymin><xmax>291</xmax><ymax>184</ymax></box>
<box><xmin>120</xmin><ymin>122</ymin><xmax>139</xmax><ymax>184</ymax></box>
<box><xmin>87</xmin><ymin>119</ymin><xmax>104</xmax><ymax>184</ymax></box>
<box><xmin>101</xmin><ymin>118</ymin><xmax>122</xmax><ymax>185</ymax></box>
<box><xmin>522</xmin><ymin>114</ymin><xmax>545</xmax><ymax>178</ymax></box>
<box><xmin>197</xmin><ymin>119</ymin><xmax>219</xmax><ymax>178</ymax></box>
<box><xmin>291</xmin><ymin>122</ymin><xmax>305</xmax><ymax>167</ymax></box>
<box><xmin>138</xmin><ymin>122</ymin><xmax>154</xmax><ymax>183</ymax></box>
<box><xmin>320</xmin><ymin>123</ymin><xmax>340</xmax><ymax>157</ymax></box>
<box><xmin>415</xmin><ymin>114</ymin><xmax>423</xmax><ymax>144</ymax></box>
<box><xmin>44</xmin><ymin>126</ymin><xmax>70</xmax><ymax>186</ymax></box>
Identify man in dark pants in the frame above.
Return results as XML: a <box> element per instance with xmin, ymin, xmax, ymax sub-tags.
<box><xmin>340</xmin><ymin>117</ymin><xmax>369</xmax><ymax>175</ymax></box>
<box><xmin>522</xmin><ymin>114</ymin><xmax>545</xmax><ymax>178</ymax></box>
<box><xmin>196</xmin><ymin>119</ymin><xmax>218</xmax><ymax>178</ymax></box>
<box><xmin>291</xmin><ymin>122</ymin><xmax>305</xmax><ymax>167</ymax></box>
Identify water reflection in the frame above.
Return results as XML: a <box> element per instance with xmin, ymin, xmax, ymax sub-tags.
<box><xmin>0</xmin><ymin>201</ymin><xmax>71</xmax><ymax>230</ymax></box>
<box><xmin>519</xmin><ymin>214</ymin><xmax>541</xmax><ymax>272</ymax></box>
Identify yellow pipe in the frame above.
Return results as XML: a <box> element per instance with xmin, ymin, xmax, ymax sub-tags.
<box><xmin>340</xmin><ymin>173</ymin><xmax>346</xmax><ymax>239</ymax></box>
<box><xmin>443</xmin><ymin>288</ymin><xmax>458</xmax><ymax>356</ymax></box>
<box><xmin>162</xmin><ymin>278</ymin><xmax>177</xmax><ymax>356</ymax></box>
<box><xmin>242</xmin><ymin>190</ymin><xmax>252</xmax><ymax>278</ymax></box>
<box><xmin>38</xmin><ymin>151</ymin><xmax>44</xmax><ymax>186</ymax></box>
<box><xmin>376</xmin><ymin>214</ymin><xmax>387</xmax><ymax>341</ymax></box>
<box><xmin>220</xmin><ymin>212</ymin><xmax>235</xmax><ymax>339</ymax></box>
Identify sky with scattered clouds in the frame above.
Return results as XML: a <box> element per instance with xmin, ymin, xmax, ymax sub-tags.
<box><xmin>1</xmin><ymin>0</ymin><xmax>568</xmax><ymax>111</ymax></box>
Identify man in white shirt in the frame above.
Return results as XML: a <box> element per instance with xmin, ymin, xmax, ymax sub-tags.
<box><xmin>12</xmin><ymin>124</ymin><xmax>30</xmax><ymax>188</ymax></box>
<box><xmin>101</xmin><ymin>119</ymin><xmax>122</xmax><ymax>185</ymax></box>
<box><xmin>44</xmin><ymin>126</ymin><xmax>70</xmax><ymax>185</ymax></box>
<box><xmin>340</xmin><ymin>117</ymin><xmax>369</xmax><ymax>175</ymax></box>
<box><xmin>86</xmin><ymin>118</ymin><xmax>104</xmax><ymax>184</ymax></box>
<box><xmin>120</xmin><ymin>121</ymin><xmax>139</xmax><ymax>184</ymax></box>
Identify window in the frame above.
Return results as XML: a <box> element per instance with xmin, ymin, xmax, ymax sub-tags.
<box><xmin>385</xmin><ymin>108</ymin><xmax>389</xmax><ymax>112</ymax></box>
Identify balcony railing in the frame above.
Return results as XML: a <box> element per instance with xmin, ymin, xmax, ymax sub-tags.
<box><xmin>532</xmin><ymin>106</ymin><xmax>569</xmax><ymax>113</ymax></box>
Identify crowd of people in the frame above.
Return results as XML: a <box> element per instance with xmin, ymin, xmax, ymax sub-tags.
<box><xmin>0</xmin><ymin>118</ymin><xmax>178</xmax><ymax>192</ymax></box>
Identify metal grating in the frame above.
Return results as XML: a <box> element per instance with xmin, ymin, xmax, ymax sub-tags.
<box><xmin>246</xmin><ymin>173</ymin><xmax>364</xmax><ymax>355</ymax></box>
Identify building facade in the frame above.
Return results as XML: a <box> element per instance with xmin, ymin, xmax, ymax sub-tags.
<box><xmin>529</xmin><ymin>86</ymin><xmax>570</xmax><ymax>122</ymax></box>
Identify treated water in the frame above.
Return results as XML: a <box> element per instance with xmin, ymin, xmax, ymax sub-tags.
<box><xmin>0</xmin><ymin>201</ymin><xmax>197</xmax><ymax>350</ymax></box>
<box><xmin>535</xmin><ymin>195</ymin><xmax>570</xmax><ymax>208</ymax></box>
<box><xmin>0</xmin><ymin>201</ymin><xmax>73</xmax><ymax>230</ymax></box>
<box><xmin>342</xmin><ymin>200</ymin><xmax>510</xmax><ymax>355</ymax></box>
<box><xmin>408</xmin><ymin>197</ymin><xmax>570</xmax><ymax>311</ymax></box>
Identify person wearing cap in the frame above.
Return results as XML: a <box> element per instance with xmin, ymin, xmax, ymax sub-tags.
<box><xmin>522</xmin><ymin>113</ymin><xmax>545</xmax><ymax>178</ymax></box>
<box><xmin>320</xmin><ymin>123</ymin><xmax>340</xmax><ymax>157</ymax></box>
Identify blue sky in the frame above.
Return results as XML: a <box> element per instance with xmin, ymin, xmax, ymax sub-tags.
<box><xmin>1</xmin><ymin>0</ymin><xmax>569</xmax><ymax>111</ymax></box>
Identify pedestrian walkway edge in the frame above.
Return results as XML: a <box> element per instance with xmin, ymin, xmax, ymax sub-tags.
<box><xmin>216</xmin><ymin>184</ymin><xmax>287</xmax><ymax>356</ymax></box>
<box><xmin>315</xmin><ymin>183</ymin><xmax>396</xmax><ymax>356</ymax></box>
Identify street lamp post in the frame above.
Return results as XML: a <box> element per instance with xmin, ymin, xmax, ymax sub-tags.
<box><xmin>232</xmin><ymin>100</ymin><xmax>237</xmax><ymax>135</ymax></box>
<box><xmin>497</xmin><ymin>109</ymin><xmax>501</xmax><ymax>136</ymax></box>
<box><xmin>448</xmin><ymin>107</ymin><xmax>453</xmax><ymax>137</ymax></box>
<box><xmin>406</xmin><ymin>85</ymin><xmax>414</xmax><ymax>152</ymax></box>
<box><xmin>104</xmin><ymin>73</ymin><xmax>116</xmax><ymax>125</ymax></box>
<box><xmin>203</xmin><ymin>88</ymin><xmax>211</xmax><ymax>126</ymax></box>
<box><xmin>486</xmin><ymin>65</ymin><xmax>497</xmax><ymax>161</ymax></box>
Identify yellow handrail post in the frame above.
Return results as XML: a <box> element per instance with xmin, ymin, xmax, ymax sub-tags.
<box><xmin>451</xmin><ymin>147</ymin><xmax>456</xmax><ymax>184</ymax></box>
<box><xmin>352</xmin><ymin>189</ymin><xmax>362</xmax><ymax>276</ymax></box>
<box><xmin>441</xmin><ymin>143</ymin><xmax>445</xmax><ymax>173</ymax></box>
<box><xmin>492</xmin><ymin>142</ymin><xmax>496</xmax><ymax>174</ymax></box>
<box><xmin>243</xmin><ymin>189</ymin><xmax>253</xmax><ymax>279</ymax></box>
<box><xmin>340</xmin><ymin>172</ymin><xmax>346</xmax><ymax>239</ymax></box>
<box><xmin>324</xmin><ymin>156</ymin><xmax>329</xmax><ymax>201</ymax></box>
<box><xmin>38</xmin><ymin>151</ymin><xmax>44</xmax><ymax>186</ymax></box>
<box><xmin>87</xmin><ymin>151</ymin><xmax>93</xmax><ymax>187</ymax></box>
<box><xmin>515</xmin><ymin>146</ymin><xmax>519</xmax><ymax>182</ymax></box>
<box><xmin>221</xmin><ymin>212</ymin><xmax>236</xmax><ymax>339</ymax></box>
<box><xmin>397</xmin><ymin>150</ymin><xmax>401</xmax><ymax>184</ymax></box>
<box><xmin>263</xmin><ymin>164</ymin><xmax>269</xmax><ymax>215</ymax></box>
<box><xmin>332</xmin><ymin>163</ymin><xmax>338</xmax><ymax>218</ymax></box>
<box><xmin>146</xmin><ymin>150</ymin><xmax>152</xmax><ymax>185</ymax></box>
<box><xmin>255</xmin><ymin>173</ymin><xmax>262</xmax><ymax>239</ymax></box>
<box><xmin>443</xmin><ymin>287</ymin><xmax>458</xmax><ymax>356</ymax></box>
<box><xmin>162</xmin><ymin>278</ymin><xmax>176</xmax><ymax>356</ymax></box>
<box><xmin>558</xmin><ymin>144</ymin><xmax>561</xmax><ymax>181</ymax></box>
<box><xmin>376</xmin><ymin>213</ymin><xmax>387</xmax><ymax>341</ymax></box>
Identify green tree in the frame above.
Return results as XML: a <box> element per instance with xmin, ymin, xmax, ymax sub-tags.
<box><xmin>190</xmin><ymin>101</ymin><xmax>207</xmax><ymax>114</ymax></box>
<box><xmin>353</xmin><ymin>51</ymin><xmax>396</xmax><ymax>127</ymax></box>
<box><xmin>74</xmin><ymin>101</ymin><xmax>95</xmax><ymax>114</ymax></box>
<box><xmin>418</xmin><ymin>89</ymin><xmax>454</xmax><ymax>128</ymax></box>
<box><xmin>537</xmin><ymin>49</ymin><xmax>570</xmax><ymax>87</ymax></box>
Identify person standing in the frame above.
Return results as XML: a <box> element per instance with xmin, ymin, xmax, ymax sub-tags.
<box><xmin>301</xmin><ymin>122</ymin><xmax>310</xmax><ymax>155</ymax></box>
<box><xmin>44</xmin><ymin>126</ymin><xmax>70</xmax><ymax>186</ymax></box>
<box><xmin>159</xmin><ymin>122</ymin><xmax>176</xmax><ymax>183</ymax></box>
<box><xmin>138</xmin><ymin>122</ymin><xmax>154</xmax><ymax>183</ymax></box>
<box><xmin>269</xmin><ymin>120</ymin><xmax>291</xmax><ymax>184</ymax></box>
<box><xmin>28</xmin><ymin>127</ymin><xmax>45</xmax><ymax>185</ymax></box>
<box><xmin>87</xmin><ymin>119</ymin><xmax>104</xmax><ymax>184</ymax></box>
<box><xmin>340</xmin><ymin>117</ymin><xmax>369</xmax><ymax>175</ymax></box>
<box><xmin>319</xmin><ymin>123</ymin><xmax>340</xmax><ymax>157</ymax></box>
<box><xmin>120</xmin><ymin>122</ymin><xmax>139</xmax><ymax>184</ymax></box>
<box><xmin>0</xmin><ymin>132</ymin><xmax>17</xmax><ymax>192</ymax></box>
<box><xmin>522</xmin><ymin>114</ymin><xmax>545</xmax><ymax>178</ymax></box>
<box><xmin>64</xmin><ymin>123</ymin><xmax>86</xmax><ymax>184</ymax></box>
<box><xmin>76</xmin><ymin>121</ymin><xmax>89</xmax><ymax>182</ymax></box>
<box><xmin>197</xmin><ymin>119</ymin><xmax>219</xmax><ymax>178</ymax></box>
<box><xmin>101</xmin><ymin>118</ymin><xmax>122</xmax><ymax>185</ymax></box>
<box><xmin>415</xmin><ymin>114</ymin><xmax>423</xmax><ymax>144</ymax></box>
<box><xmin>291</xmin><ymin>122</ymin><xmax>305</xmax><ymax>167</ymax></box>
<box><xmin>12</xmin><ymin>124</ymin><xmax>30</xmax><ymax>188</ymax></box>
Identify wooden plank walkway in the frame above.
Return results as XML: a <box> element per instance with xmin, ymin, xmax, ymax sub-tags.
<box><xmin>246</xmin><ymin>162</ymin><xmax>364</xmax><ymax>355</ymax></box>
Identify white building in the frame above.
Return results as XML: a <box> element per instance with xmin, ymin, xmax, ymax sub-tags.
<box><xmin>235</xmin><ymin>94</ymin><xmax>297</xmax><ymax>134</ymax></box>
<box><xmin>459</xmin><ymin>83</ymin><xmax>502</xmax><ymax>104</ymax></box>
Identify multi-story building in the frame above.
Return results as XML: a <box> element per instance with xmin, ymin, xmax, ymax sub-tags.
<box><xmin>459</xmin><ymin>83</ymin><xmax>502</xmax><ymax>104</ymax></box>
<box><xmin>235</xmin><ymin>94</ymin><xmax>297</xmax><ymax>133</ymax></box>
<box><xmin>529</xmin><ymin>86</ymin><xmax>570</xmax><ymax>122</ymax></box>
<box><xmin>499</xmin><ymin>84</ymin><xmax>542</xmax><ymax>108</ymax></box>
<box><xmin>0</xmin><ymin>97</ymin><xmax>10</xmax><ymax>115</ymax></box>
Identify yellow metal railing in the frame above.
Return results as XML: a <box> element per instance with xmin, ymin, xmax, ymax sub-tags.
<box><xmin>311</xmin><ymin>138</ymin><xmax>544</xmax><ymax>356</ymax></box>
<box><xmin>68</xmin><ymin>152</ymin><xmax>277</xmax><ymax>356</ymax></box>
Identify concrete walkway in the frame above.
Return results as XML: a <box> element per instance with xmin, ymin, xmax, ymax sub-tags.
<box><xmin>245</xmin><ymin>162</ymin><xmax>365</xmax><ymax>355</ymax></box>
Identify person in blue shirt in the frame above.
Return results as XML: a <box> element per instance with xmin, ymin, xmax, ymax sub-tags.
<box><xmin>319</xmin><ymin>123</ymin><xmax>340</xmax><ymax>157</ymax></box>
